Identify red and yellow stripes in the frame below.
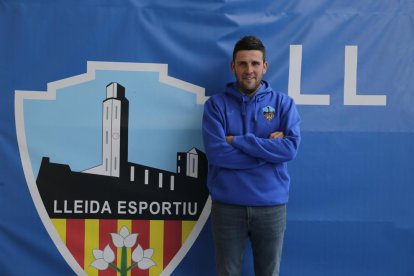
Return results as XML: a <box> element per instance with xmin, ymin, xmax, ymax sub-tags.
<box><xmin>99</xmin><ymin>220</ymin><xmax>117</xmax><ymax>276</ymax></box>
<box><xmin>85</xmin><ymin>219</ymin><xmax>99</xmax><ymax>276</ymax></box>
<box><xmin>51</xmin><ymin>218</ymin><xmax>196</xmax><ymax>275</ymax></box>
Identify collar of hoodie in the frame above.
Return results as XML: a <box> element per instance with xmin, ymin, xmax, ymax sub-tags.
<box><xmin>228</xmin><ymin>82</ymin><xmax>268</xmax><ymax>121</ymax></box>
<box><xmin>242</xmin><ymin>94</ymin><xmax>266</xmax><ymax>121</ymax></box>
<box><xmin>226</xmin><ymin>80</ymin><xmax>271</xmax><ymax>121</ymax></box>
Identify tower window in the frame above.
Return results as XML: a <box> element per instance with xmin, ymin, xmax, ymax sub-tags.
<box><xmin>145</xmin><ymin>170</ymin><xmax>149</xmax><ymax>184</ymax></box>
<box><xmin>192</xmin><ymin>157</ymin><xmax>196</xmax><ymax>174</ymax></box>
<box><xmin>159</xmin><ymin>173</ymin><xmax>163</xmax><ymax>188</ymax></box>
<box><xmin>170</xmin><ymin>176</ymin><xmax>175</xmax><ymax>191</ymax></box>
<box><xmin>130</xmin><ymin>166</ymin><xmax>135</xmax><ymax>182</ymax></box>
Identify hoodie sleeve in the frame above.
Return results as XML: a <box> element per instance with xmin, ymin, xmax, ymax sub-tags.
<box><xmin>231</xmin><ymin>97</ymin><xmax>301</xmax><ymax>164</ymax></box>
<box><xmin>202</xmin><ymin>97</ymin><xmax>266</xmax><ymax>169</ymax></box>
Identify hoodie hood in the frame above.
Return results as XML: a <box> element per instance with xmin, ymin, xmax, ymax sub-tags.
<box><xmin>225</xmin><ymin>80</ymin><xmax>272</xmax><ymax>100</ymax></box>
<box><xmin>225</xmin><ymin>80</ymin><xmax>272</xmax><ymax>120</ymax></box>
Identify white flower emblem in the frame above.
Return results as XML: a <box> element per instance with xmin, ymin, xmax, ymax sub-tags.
<box><xmin>111</xmin><ymin>226</ymin><xmax>138</xmax><ymax>248</ymax></box>
<box><xmin>90</xmin><ymin>226</ymin><xmax>156</xmax><ymax>273</ymax></box>
<box><xmin>132</xmin><ymin>244</ymin><xmax>156</xmax><ymax>269</ymax></box>
<box><xmin>90</xmin><ymin>245</ymin><xmax>115</xmax><ymax>270</ymax></box>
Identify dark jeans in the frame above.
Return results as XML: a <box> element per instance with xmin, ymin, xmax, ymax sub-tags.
<box><xmin>211</xmin><ymin>201</ymin><xmax>286</xmax><ymax>276</ymax></box>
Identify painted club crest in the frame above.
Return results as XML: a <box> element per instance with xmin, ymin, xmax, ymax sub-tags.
<box><xmin>262</xmin><ymin>106</ymin><xmax>275</xmax><ymax>121</ymax></box>
<box><xmin>15</xmin><ymin>62</ymin><xmax>210</xmax><ymax>275</ymax></box>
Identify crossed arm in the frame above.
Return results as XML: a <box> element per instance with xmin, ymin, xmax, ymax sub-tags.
<box><xmin>203</xmin><ymin>96</ymin><xmax>300</xmax><ymax>169</ymax></box>
<box><xmin>226</xmin><ymin>131</ymin><xmax>284</xmax><ymax>144</ymax></box>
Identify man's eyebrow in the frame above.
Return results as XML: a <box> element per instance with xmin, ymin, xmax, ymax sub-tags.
<box><xmin>236</xmin><ymin>60</ymin><xmax>262</xmax><ymax>65</ymax></box>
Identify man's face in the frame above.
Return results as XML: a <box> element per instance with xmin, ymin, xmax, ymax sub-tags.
<box><xmin>231</xmin><ymin>50</ymin><xmax>268</xmax><ymax>96</ymax></box>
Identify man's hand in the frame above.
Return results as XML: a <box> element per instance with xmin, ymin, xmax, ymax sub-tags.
<box><xmin>226</xmin><ymin>136</ymin><xmax>234</xmax><ymax>144</ymax></box>
<box><xmin>269</xmin><ymin>131</ymin><xmax>284</xmax><ymax>139</ymax></box>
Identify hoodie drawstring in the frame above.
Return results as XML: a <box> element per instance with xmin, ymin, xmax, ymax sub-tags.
<box><xmin>254</xmin><ymin>97</ymin><xmax>258</xmax><ymax>121</ymax></box>
<box><xmin>242</xmin><ymin>98</ymin><xmax>247</xmax><ymax>116</ymax></box>
<box><xmin>243</xmin><ymin>94</ymin><xmax>262</xmax><ymax>121</ymax></box>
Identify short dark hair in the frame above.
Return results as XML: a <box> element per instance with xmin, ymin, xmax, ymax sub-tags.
<box><xmin>232</xmin><ymin>35</ymin><xmax>266</xmax><ymax>62</ymax></box>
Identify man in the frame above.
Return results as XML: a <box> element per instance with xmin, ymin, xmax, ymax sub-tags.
<box><xmin>202</xmin><ymin>36</ymin><xmax>301</xmax><ymax>276</ymax></box>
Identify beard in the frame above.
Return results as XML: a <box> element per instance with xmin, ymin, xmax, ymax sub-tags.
<box><xmin>236</xmin><ymin>76</ymin><xmax>262</xmax><ymax>96</ymax></box>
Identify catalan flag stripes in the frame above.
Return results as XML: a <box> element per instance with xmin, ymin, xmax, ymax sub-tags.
<box><xmin>85</xmin><ymin>219</ymin><xmax>99</xmax><ymax>276</ymax></box>
<box><xmin>117</xmin><ymin>220</ymin><xmax>132</xmax><ymax>276</ymax></box>
<box><xmin>51</xmin><ymin>219</ymin><xmax>196</xmax><ymax>275</ymax></box>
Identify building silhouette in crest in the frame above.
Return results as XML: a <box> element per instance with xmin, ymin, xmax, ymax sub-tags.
<box><xmin>36</xmin><ymin>82</ymin><xmax>208</xmax><ymax>220</ymax></box>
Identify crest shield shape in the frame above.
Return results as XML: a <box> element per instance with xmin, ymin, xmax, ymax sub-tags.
<box><xmin>15</xmin><ymin>62</ymin><xmax>210</xmax><ymax>275</ymax></box>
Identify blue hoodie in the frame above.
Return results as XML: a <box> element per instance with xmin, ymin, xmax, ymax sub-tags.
<box><xmin>202</xmin><ymin>81</ymin><xmax>301</xmax><ymax>206</ymax></box>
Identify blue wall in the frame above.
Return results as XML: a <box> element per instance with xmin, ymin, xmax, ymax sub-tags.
<box><xmin>1</xmin><ymin>1</ymin><xmax>413</xmax><ymax>275</ymax></box>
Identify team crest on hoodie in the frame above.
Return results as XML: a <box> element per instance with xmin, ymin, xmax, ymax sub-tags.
<box><xmin>262</xmin><ymin>105</ymin><xmax>276</xmax><ymax>121</ymax></box>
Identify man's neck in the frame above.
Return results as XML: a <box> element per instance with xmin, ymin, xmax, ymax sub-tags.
<box><xmin>237</xmin><ymin>83</ymin><xmax>261</xmax><ymax>98</ymax></box>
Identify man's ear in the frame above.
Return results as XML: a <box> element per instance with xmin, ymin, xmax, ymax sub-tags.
<box><xmin>230</xmin><ymin>61</ymin><xmax>235</xmax><ymax>73</ymax></box>
<box><xmin>263</xmin><ymin>61</ymin><xmax>268</xmax><ymax>74</ymax></box>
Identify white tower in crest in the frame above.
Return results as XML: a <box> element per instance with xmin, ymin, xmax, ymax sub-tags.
<box><xmin>84</xmin><ymin>83</ymin><xmax>129</xmax><ymax>177</ymax></box>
